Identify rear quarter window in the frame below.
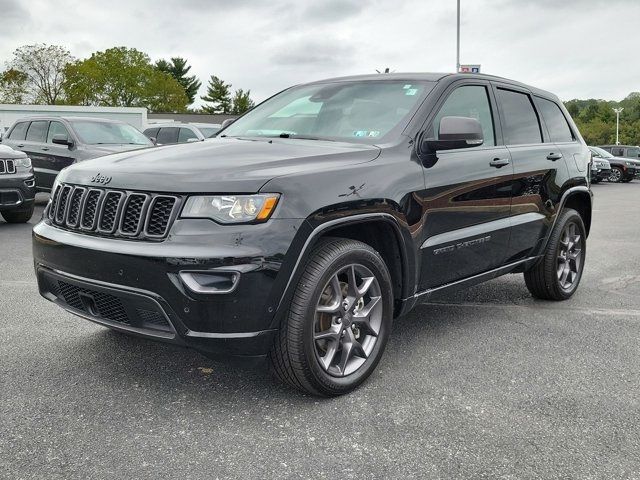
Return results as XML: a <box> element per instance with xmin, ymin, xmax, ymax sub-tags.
<box><xmin>534</xmin><ymin>97</ymin><xmax>574</xmax><ymax>143</ymax></box>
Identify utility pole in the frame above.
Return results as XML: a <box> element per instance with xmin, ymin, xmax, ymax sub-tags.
<box><xmin>456</xmin><ymin>0</ymin><xmax>461</xmax><ymax>72</ymax></box>
<box><xmin>613</xmin><ymin>107</ymin><xmax>623</xmax><ymax>145</ymax></box>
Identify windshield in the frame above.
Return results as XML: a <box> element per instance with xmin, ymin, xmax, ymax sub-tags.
<box><xmin>71</xmin><ymin>121</ymin><xmax>152</xmax><ymax>145</ymax></box>
<box><xmin>198</xmin><ymin>126</ymin><xmax>220</xmax><ymax>138</ymax></box>
<box><xmin>590</xmin><ymin>147</ymin><xmax>613</xmax><ymax>158</ymax></box>
<box><xmin>221</xmin><ymin>80</ymin><xmax>435</xmax><ymax>143</ymax></box>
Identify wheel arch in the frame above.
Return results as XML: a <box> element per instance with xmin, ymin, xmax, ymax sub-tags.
<box><xmin>272</xmin><ymin>212</ymin><xmax>415</xmax><ymax>326</ymax></box>
<box><xmin>561</xmin><ymin>188</ymin><xmax>592</xmax><ymax>237</ymax></box>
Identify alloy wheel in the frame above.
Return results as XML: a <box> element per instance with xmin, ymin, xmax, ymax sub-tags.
<box><xmin>609</xmin><ymin>168</ymin><xmax>622</xmax><ymax>182</ymax></box>
<box><xmin>313</xmin><ymin>264</ymin><xmax>383</xmax><ymax>377</ymax></box>
<box><xmin>557</xmin><ymin>222</ymin><xmax>583</xmax><ymax>290</ymax></box>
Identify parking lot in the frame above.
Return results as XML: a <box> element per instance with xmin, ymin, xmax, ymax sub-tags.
<box><xmin>1</xmin><ymin>183</ymin><xmax>639</xmax><ymax>479</ymax></box>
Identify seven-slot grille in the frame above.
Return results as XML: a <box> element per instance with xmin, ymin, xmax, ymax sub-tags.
<box><xmin>0</xmin><ymin>159</ymin><xmax>16</xmax><ymax>174</ymax></box>
<box><xmin>48</xmin><ymin>184</ymin><xmax>179</xmax><ymax>240</ymax></box>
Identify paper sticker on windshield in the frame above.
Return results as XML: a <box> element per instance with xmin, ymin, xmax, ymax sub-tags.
<box><xmin>368</xmin><ymin>131</ymin><xmax>380</xmax><ymax>137</ymax></box>
<box><xmin>405</xmin><ymin>88</ymin><xmax>418</xmax><ymax>96</ymax></box>
<box><xmin>353</xmin><ymin>130</ymin><xmax>367</xmax><ymax>137</ymax></box>
<box><xmin>403</xmin><ymin>84</ymin><xmax>412</xmax><ymax>89</ymax></box>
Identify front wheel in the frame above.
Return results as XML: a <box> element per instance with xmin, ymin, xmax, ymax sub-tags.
<box><xmin>1</xmin><ymin>205</ymin><xmax>34</xmax><ymax>224</ymax></box>
<box><xmin>609</xmin><ymin>167</ymin><xmax>623</xmax><ymax>183</ymax></box>
<box><xmin>269</xmin><ymin>238</ymin><xmax>394</xmax><ymax>396</ymax></box>
<box><xmin>524</xmin><ymin>208</ymin><xmax>586</xmax><ymax>300</ymax></box>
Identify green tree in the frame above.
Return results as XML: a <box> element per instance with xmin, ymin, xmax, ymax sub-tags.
<box><xmin>200</xmin><ymin>75</ymin><xmax>232</xmax><ymax>114</ymax></box>
<box><xmin>8</xmin><ymin>44</ymin><xmax>74</xmax><ymax>104</ymax></box>
<box><xmin>0</xmin><ymin>68</ymin><xmax>29</xmax><ymax>104</ymax></box>
<box><xmin>155</xmin><ymin>57</ymin><xmax>201</xmax><ymax>105</ymax></box>
<box><xmin>63</xmin><ymin>47</ymin><xmax>188</xmax><ymax>112</ymax></box>
<box><xmin>232</xmin><ymin>88</ymin><xmax>254</xmax><ymax>114</ymax></box>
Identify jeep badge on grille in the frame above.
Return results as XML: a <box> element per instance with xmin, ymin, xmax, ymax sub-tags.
<box><xmin>90</xmin><ymin>173</ymin><xmax>112</xmax><ymax>185</ymax></box>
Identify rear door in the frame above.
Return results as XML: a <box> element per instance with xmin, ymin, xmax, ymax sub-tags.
<box><xmin>22</xmin><ymin>120</ymin><xmax>51</xmax><ymax>190</ymax></box>
<box><xmin>418</xmin><ymin>82</ymin><xmax>513</xmax><ymax>289</ymax></box>
<box><xmin>42</xmin><ymin>121</ymin><xmax>77</xmax><ymax>190</ymax></box>
<box><xmin>493</xmin><ymin>85</ymin><xmax>570</xmax><ymax>261</ymax></box>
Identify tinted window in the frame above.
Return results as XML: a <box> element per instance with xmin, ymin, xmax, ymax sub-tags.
<box><xmin>47</xmin><ymin>121</ymin><xmax>70</xmax><ymax>143</ymax></box>
<box><xmin>611</xmin><ymin>147</ymin><xmax>624</xmax><ymax>157</ymax></box>
<box><xmin>8</xmin><ymin>122</ymin><xmax>29</xmax><ymax>140</ymax></box>
<box><xmin>433</xmin><ymin>85</ymin><xmax>495</xmax><ymax>146</ymax></box>
<box><xmin>25</xmin><ymin>121</ymin><xmax>49</xmax><ymax>143</ymax></box>
<box><xmin>496</xmin><ymin>89</ymin><xmax>542</xmax><ymax>145</ymax></box>
<box><xmin>178</xmin><ymin>127</ymin><xmax>198</xmax><ymax>142</ymax></box>
<box><xmin>156</xmin><ymin>127</ymin><xmax>179</xmax><ymax>144</ymax></box>
<box><xmin>144</xmin><ymin>127</ymin><xmax>159</xmax><ymax>139</ymax></box>
<box><xmin>535</xmin><ymin>97</ymin><xmax>574</xmax><ymax>143</ymax></box>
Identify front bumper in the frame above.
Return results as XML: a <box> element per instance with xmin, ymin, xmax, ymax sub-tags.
<box><xmin>0</xmin><ymin>173</ymin><xmax>36</xmax><ymax>211</ymax></box>
<box><xmin>33</xmin><ymin>216</ymin><xmax>305</xmax><ymax>358</ymax></box>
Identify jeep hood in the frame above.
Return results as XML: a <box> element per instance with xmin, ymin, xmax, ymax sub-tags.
<box><xmin>60</xmin><ymin>137</ymin><xmax>380</xmax><ymax>192</ymax></box>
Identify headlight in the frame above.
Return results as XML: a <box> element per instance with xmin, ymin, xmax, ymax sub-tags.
<box><xmin>14</xmin><ymin>157</ymin><xmax>31</xmax><ymax>168</ymax></box>
<box><xmin>181</xmin><ymin>194</ymin><xmax>280</xmax><ymax>224</ymax></box>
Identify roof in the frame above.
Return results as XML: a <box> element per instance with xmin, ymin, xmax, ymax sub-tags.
<box><xmin>304</xmin><ymin>72</ymin><xmax>557</xmax><ymax>99</ymax></box>
<box><xmin>13</xmin><ymin>116</ymin><xmax>125</xmax><ymax>124</ymax></box>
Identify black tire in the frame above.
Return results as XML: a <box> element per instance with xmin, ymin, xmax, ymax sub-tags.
<box><xmin>591</xmin><ymin>177</ymin><xmax>600</xmax><ymax>184</ymax></box>
<box><xmin>609</xmin><ymin>167</ymin><xmax>623</xmax><ymax>183</ymax></box>
<box><xmin>621</xmin><ymin>177</ymin><xmax>633</xmax><ymax>183</ymax></box>
<box><xmin>524</xmin><ymin>208</ymin><xmax>586</xmax><ymax>301</ymax></box>
<box><xmin>269</xmin><ymin>237</ymin><xmax>394</xmax><ymax>396</ymax></box>
<box><xmin>1</xmin><ymin>205</ymin><xmax>34</xmax><ymax>224</ymax></box>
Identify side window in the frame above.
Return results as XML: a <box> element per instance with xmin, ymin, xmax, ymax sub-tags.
<box><xmin>433</xmin><ymin>85</ymin><xmax>495</xmax><ymax>146</ymax></box>
<box><xmin>47</xmin><ymin>121</ymin><xmax>70</xmax><ymax>143</ymax></box>
<box><xmin>156</xmin><ymin>127</ymin><xmax>179</xmax><ymax>144</ymax></box>
<box><xmin>144</xmin><ymin>127</ymin><xmax>159</xmax><ymax>139</ymax></box>
<box><xmin>496</xmin><ymin>88</ymin><xmax>542</xmax><ymax>145</ymax></box>
<box><xmin>611</xmin><ymin>147</ymin><xmax>624</xmax><ymax>157</ymax></box>
<box><xmin>8</xmin><ymin>122</ymin><xmax>29</xmax><ymax>140</ymax></box>
<box><xmin>534</xmin><ymin>97</ymin><xmax>574</xmax><ymax>143</ymax></box>
<box><xmin>25</xmin><ymin>120</ymin><xmax>49</xmax><ymax>143</ymax></box>
<box><xmin>178</xmin><ymin>128</ymin><xmax>198</xmax><ymax>143</ymax></box>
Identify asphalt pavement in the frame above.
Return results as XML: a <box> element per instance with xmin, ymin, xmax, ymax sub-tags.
<box><xmin>1</xmin><ymin>185</ymin><xmax>639</xmax><ymax>479</ymax></box>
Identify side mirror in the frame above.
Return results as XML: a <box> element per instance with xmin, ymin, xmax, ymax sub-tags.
<box><xmin>52</xmin><ymin>134</ymin><xmax>74</xmax><ymax>148</ymax></box>
<box><xmin>149</xmin><ymin>136</ymin><xmax>157</xmax><ymax>145</ymax></box>
<box><xmin>220</xmin><ymin>118</ymin><xmax>236</xmax><ymax>129</ymax></box>
<box><xmin>423</xmin><ymin>116</ymin><xmax>484</xmax><ymax>152</ymax></box>
<box><xmin>186</xmin><ymin>137</ymin><xmax>201</xmax><ymax>143</ymax></box>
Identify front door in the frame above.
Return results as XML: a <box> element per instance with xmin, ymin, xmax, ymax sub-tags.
<box><xmin>42</xmin><ymin>121</ymin><xmax>77</xmax><ymax>191</ymax></box>
<box><xmin>417</xmin><ymin>83</ymin><xmax>513</xmax><ymax>290</ymax></box>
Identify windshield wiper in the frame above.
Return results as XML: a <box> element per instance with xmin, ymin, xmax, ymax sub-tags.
<box><xmin>277</xmin><ymin>133</ymin><xmax>336</xmax><ymax>141</ymax></box>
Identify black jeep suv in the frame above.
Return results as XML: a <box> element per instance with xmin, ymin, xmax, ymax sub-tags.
<box><xmin>33</xmin><ymin>73</ymin><xmax>592</xmax><ymax>396</ymax></box>
<box><xmin>0</xmin><ymin>145</ymin><xmax>36</xmax><ymax>223</ymax></box>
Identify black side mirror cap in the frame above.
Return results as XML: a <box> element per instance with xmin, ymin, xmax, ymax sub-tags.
<box><xmin>52</xmin><ymin>134</ymin><xmax>74</xmax><ymax>148</ymax></box>
<box><xmin>422</xmin><ymin>116</ymin><xmax>484</xmax><ymax>153</ymax></box>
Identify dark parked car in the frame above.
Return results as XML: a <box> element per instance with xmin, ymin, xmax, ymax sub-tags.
<box><xmin>587</xmin><ymin>147</ymin><xmax>612</xmax><ymax>183</ymax></box>
<box><xmin>599</xmin><ymin>144</ymin><xmax>640</xmax><ymax>160</ymax></box>
<box><xmin>143</xmin><ymin>122</ymin><xmax>222</xmax><ymax>145</ymax></box>
<box><xmin>33</xmin><ymin>73</ymin><xmax>592</xmax><ymax>396</ymax></box>
<box><xmin>1</xmin><ymin>117</ymin><xmax>153</xmax><ymax>191</ymax></box>
<box><xmin>592</xmin><ymin>146</ymin><xmax>640</xmax><ymax>182</ymax></box>
<box><xmin>0</xmin><ymin>145</ymin><xmax>36</xmax><ymax>223</ymax></box>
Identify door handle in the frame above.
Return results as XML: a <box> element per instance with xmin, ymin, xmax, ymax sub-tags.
<box><xmin>547</xmin><ymin>152</ymin><xmax>563</xmax><ymax>161</ymax></box>
<box><xmin>489</xmin><ymin>158</ymin><xmax>510</xmax><ymax>168</ymax></box>
<box><xmin>17</xmin><ymin>144</ymin><xmax>24</xmax><ymax>148</ymax></box>
<box><xmin>41</xmin><ymin>147</ymin><xmax>50</xmax><ymax>151</ymax></box>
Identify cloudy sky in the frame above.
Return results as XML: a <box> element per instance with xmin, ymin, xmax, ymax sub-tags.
<box><xmin>1</xmin><ymin>0</ymin><xmax>639</xmax><ymax>105</ymax></box>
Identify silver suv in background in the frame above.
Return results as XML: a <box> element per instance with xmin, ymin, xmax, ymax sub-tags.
<box><xmin>0</xmin><ymin>117</ymin><xmax>153</xmax><ymax>191</ymax></box>
<box><xmin>143</xmin><ymin>122</ymin><xmax>221</xmax><ymax>145</ymax></box>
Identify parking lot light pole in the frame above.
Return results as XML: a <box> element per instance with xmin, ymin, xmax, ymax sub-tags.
<box><xmin>456</xmin><ymin>0</ymin><xmax>461</xmax><ymax>72</ymax></box>
<box><xmin>613</xmin><ymin>107</ymin><xmax>623</xmax><ymax>145</ymax></box>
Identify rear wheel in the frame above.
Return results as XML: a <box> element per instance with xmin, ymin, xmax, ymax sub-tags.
<box><xmin>1</xmin><ymin>205</ymin><xmax>34</xmax><ymax>224</ymax></box>
<box><xmin>609</xmin><ymin>167</ymin><xmax>623</xmax><ymax>183</ymax></box>
<box><xmin>524</xmin><ymin>208</ymin><xmax>586</xmax><ymax>300</ymax></box>
<box><xmin>269</xmin><ymin>238</ymin><xmax>393</xmax><ymax>396</ymax></box>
